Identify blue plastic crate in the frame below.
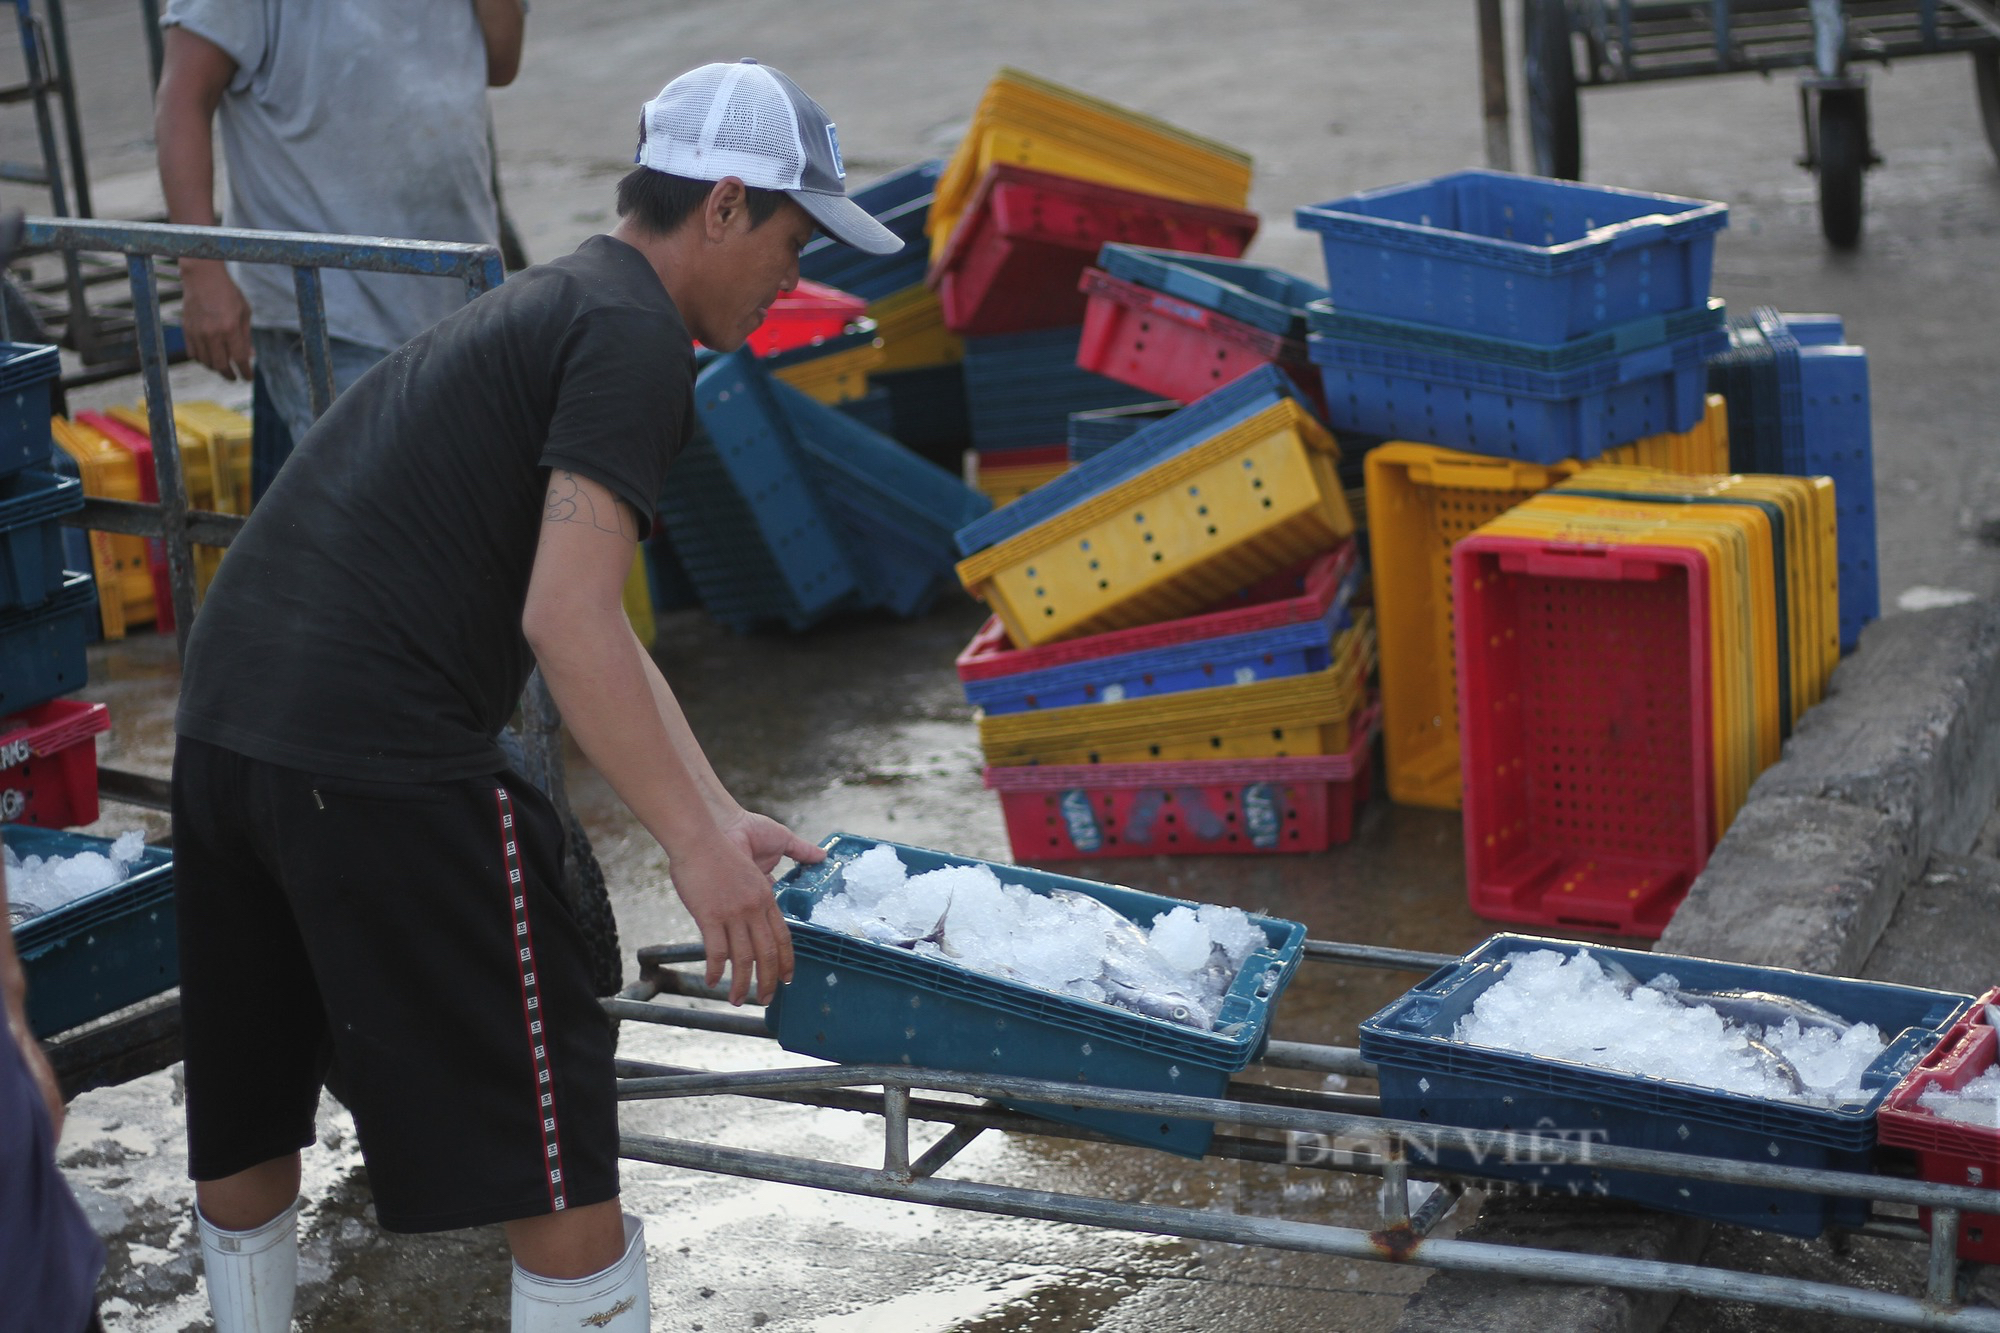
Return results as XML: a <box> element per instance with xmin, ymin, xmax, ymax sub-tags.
<box><xmin>768</xmin><ymin>833</ymin><xmax>1307</xmax><ymax>1156</ymax></box>
<box><xmin>1096</xmin><ymin>244</ymin><xmax>1328</xmax><ymax>338</ymax></box>
<box><xmin>1359</xmin><ymin>934</ymin><xmax>1970</xmax><ymax>1237</ymax></box>
<box><xmin>1067</xmin><ymin>402</ymin><xmax>1178</xmax><ymax>462</ymax></box>
<box><xmin>1305</xmin><ymin>297</ymin><xmax>1726</xmax><ymax>375</ymax></box>
<box><xmin>1295</xmin><ymin>171</ymin><xmax>1727</xmax><ymax>344</ymax></box>
<box><xmin>836</xmin><ymin>385</ymin><xmax>897</xmax><ymax>437</ymax></box>
<box><xmin>964</xmin><ymin>561</ymin><xmax>1359</xmax><ymax>714</ymax></box>
<box><xmin>1308</xmin><ymin>324</ymin><xmax>1726</xmax><ymax>463</ymax></box>
<box><xmin>0</xmin><ymin>469</ymin><xmax>83</xmax><ymax>612</ymax></box>
<box><xmin>959</xmin><ymin>326</ymin><xmax>1154</xmax><ymax>453</ymax></box>
<box><xmin>871</xmin><ymin>364</ymin><xmax>971</xmax><ymax>468</ymax></box>
<box><xmin>0</xmin><ymin>571</ymin><xmax>92</xmax><ymax>714</ymax></box>
<box><xmin>1706</xmin><ymin>319</ymin><xmax>1783</xmax><ymax>474</ymax></box>
<box><xmin>0</xmin><ymin>343</ymin><xmax>58</xmax><ymax>480</ymax></box>
<box><xmin>9</xmin><ymin>824</ymin><xmax>177</xmax><ymax>1037</ymax></box>
<box><xmin>1797</xmin><ymin>340</ymin><xmax>1877</xmax><ymax>651</ymax></box>
<box><xmin>642</xmin><ymin>532</ymin><xmax>701</xmax><ymax>613</ymax></box>
<box><xmin>955</xmin><ymin>363</ymin><xmax>1318</xmax><ymax>556</ymax></box>
<box><xmin>799</xmin><ymin>161</ymin><xmax>941</xmax><ymax>300</ymax></box>
<box><xmin>766</xmin><ymin>371</ymin><xmax>991</xmax><ymax>618</ymax></box>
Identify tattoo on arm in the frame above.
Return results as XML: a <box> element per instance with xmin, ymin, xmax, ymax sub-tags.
<box><xmin>544</xmin><ymin>470</ymin><xmax>638</xmax><ymax>540</ymax></box>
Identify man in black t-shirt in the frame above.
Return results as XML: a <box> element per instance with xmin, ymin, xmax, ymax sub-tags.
<box><xmin>170</xmin><ymin>61</ymin><xmax>900</xmax><ymax>1333</ymax></box>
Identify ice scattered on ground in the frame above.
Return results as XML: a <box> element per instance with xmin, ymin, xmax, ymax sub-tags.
<box><xmin>5</xmin><ymin>831</ymin><xmax>148</xmax><ymax>924</ymax></box>
<box><xmin>1452</xmin><ymin>949</ymin><xmax>1887</xmax><ymax>1105</ymax></box>
<box><xmin>1896</xmin><ymin>586</ymin><xmax>1979</xmax><ymax>612</ymax></box>
<box><xmin>1918</xmin><ymin>1065</ymin><xmax>2000</xmax><ymax>1128</ymax></box>
<box><xmin>808</xmin><ymin>848</ymin><xmax>1270</xmax><ymax>1031</ymax></box>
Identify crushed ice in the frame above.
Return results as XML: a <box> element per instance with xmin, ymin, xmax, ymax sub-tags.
<box><xmin>1918</xmin><ymin>1066</ymin><xmax>2000</xmax><ymax>1129</ymax></box>
<box><xmin>6</xmin><ymin>831</ymin><xmax>148</xmax><ymax>925</ymax></box>
<box><xmin>808</xmin><ymin>843</ymin><xmax>1269</xmax><ymax>1031</ymax></box>
<box><xmin>1450</xmin><ymin>949</ymin><xmax>1888</xmax><ymax>1106</ymax></box>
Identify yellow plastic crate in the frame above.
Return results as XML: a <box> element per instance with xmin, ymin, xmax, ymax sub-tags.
<box><xmin>174</xmin><ymin>401</ymin><xmax>253</xmax><ymax>515</ymax></box>
<box><xmin>1477</xmin><ymin>506</ymin><xmax>1756</xmax><ymax>833</ymax></box>
<box><xmin>770</xmin><ymin>338</ymin><xmax>885</xmax><ymax>405</ymax></box>
<box><xmin>929</xmin><ymin>67</ymin><xmax>1253</xmax><ymax>259</ymax></box>
<box><xmin>955</xmin><ymin>399</ymin><xmax>1349</xmax><ymax>647</ymax></box>
<box><xmin>1558</xmin><ymin>466</ymin><xmax>1835</xmax><ymax>720</ymax></box>
<box><xmin>1364</xmin><ymin>445</ymin><xmax>1586</xmax><ymax>810</ymax></box>
<box><xmin>972</xmin><ymin>458</ymin><xmax>1071</xmax><ymax>507</ymax></box>
<box><xmin>979</xmin><ymin>614</ymin><xmax>1375</xmax><ymax>766</ymax></box>
<box><xmin>622</xmin><ymin>546</ymin><xmax>656</xmax><ymax>650</ymax></box>
<box><xmin>51</xmin><ymin>416</ymin><xmax>155</xmax><ymax>639</ymax></box>
<box><xmin>105</xmin><ymin>404</ymin><xmax>228</xmax><ymax>597</ymax></box>
<box><xmin>1600</xmin><ymin>395</ymin><xmax>1731</xmax><ymax>474</ymax></box>
<box><xmin>866</xmin><ymin>285</ymin><xmax>962</xmax><ymax>371</ymax></box>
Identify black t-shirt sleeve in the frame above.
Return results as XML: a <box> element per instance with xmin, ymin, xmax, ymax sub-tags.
<box><xmin>538</xmin><ymin>304</ymin><xmax>693</xmax><ymax>539</ymax></box>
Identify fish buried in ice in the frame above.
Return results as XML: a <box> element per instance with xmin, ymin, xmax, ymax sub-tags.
<box><xmin>806</xmin><ymin>845</ymin><xmax>1270</xmax><ymax>1032</ymax></box>
<box><xmin>1453</xmin><ymin>949</ymin><xmax>1890</xmax><ymax>1107</ymax></box>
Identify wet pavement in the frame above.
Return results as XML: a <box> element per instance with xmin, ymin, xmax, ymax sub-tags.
<box><xmin>8</xmin><ymin>0</ymin><xmax>1998</xmax><ymax>1327</ymax></box>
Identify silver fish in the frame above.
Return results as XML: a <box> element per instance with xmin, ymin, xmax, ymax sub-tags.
<box><xmin>1103</xmin><ymin>977</ymin><xmax>1206</xmax><ymax>1029</ymax></box>
<box><xmin>1744</xmin><ymin>1035</ymin><xmax>1805</xmax><ymax>1095</ymax></box>
<box><xmin>1676</xmin><ymin>989</ymin><xmax>1852</xmax><ymax>1037</ymax></box>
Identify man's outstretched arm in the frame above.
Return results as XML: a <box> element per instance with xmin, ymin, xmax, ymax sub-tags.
<box><xmin>522</xmin><ymin>468</ymin><xmax>818</xmax><ymax>1004</ymax></box>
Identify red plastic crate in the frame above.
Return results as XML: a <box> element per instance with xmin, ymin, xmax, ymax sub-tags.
<box><xmin>958</xmin><ymin>542</ymin><xmax>1357</xmax><ymax>685</ymax></box>
<box><xmin>985</xmin><ymin>702</ymin><xmax>1379</xmax><ymax>860</ymax></box>
<box><xmin>970</xmin><ymin>444</ymin><xmax>1071</xmax><ymax>471</ymax></box>
<box><xmin>1454</xmin><ymin>536</ymin><xmax>1716</xmax><ymax>938</ymax></box>
<box><xmin>1074</xmin><ymin>267</ymin><xmax>1319</xmax><ymax>412</ymax></box>
<box><xmin>76</xmin><ymin>411</ymin><xmax>173</xmax><ymax>635</ymax></box>
<box><xmin>744</xmin><ymin>279</ymin><xmax>869</xmax><ymax>357</ymax></box>
<box><xmin>930</xmin><ymin>164</ymin><xmax>1259</xmax><ymax>338</ymax></box>
<box><xmin>1878</xmin><ymin>990</ymin><xmax>2000</xmax><ymax>1262</ymax></box>
<box><xmin>0</xmin><ymin>699</ymin><xmax>109</xmax><ymax>827</ymax></box>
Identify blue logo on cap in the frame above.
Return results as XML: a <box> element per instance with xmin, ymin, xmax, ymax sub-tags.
<box><xmin>825</xmin><ymin>123</ymin><xmax>845</xmax><ymax>180</ymax></box>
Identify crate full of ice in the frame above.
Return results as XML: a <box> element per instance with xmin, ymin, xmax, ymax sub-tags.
<box><xmin>1359</xmin><ymin>934</ymin><xmax>1971</xmax><ymax>1237</ymax></box>
<box><xmin>1876</xmin><ymin>989</ymin><xmax>2000</xmax><ymax>1262</ymax></box>
<box><xmin>769</xmin><ymin>833</ymin><xmax>1306</xmax><ymax>1155</ymax></box>
<box><xmin>7</xmin><ymin>824</ymin><xmax>175</xmax><ymax>1036</ymax></box>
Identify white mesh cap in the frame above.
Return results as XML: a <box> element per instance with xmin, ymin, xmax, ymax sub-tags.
<box><xmin>637</xmin><ymin>60</ymin><xmax>903</xmax><ymax>255</ymax></box>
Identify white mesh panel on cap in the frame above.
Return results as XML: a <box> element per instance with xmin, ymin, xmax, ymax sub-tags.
<box><xmin>641</xmin><ymin>63</ymin><xmax>805</xmax><ymax>188</ymax></box>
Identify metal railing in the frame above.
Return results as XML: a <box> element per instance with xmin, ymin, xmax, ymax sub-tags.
<box><xmin>26</xmin><ymin>215</ymin><xmax>504</xmax><ymax>656</ymax></box>
<box><xmin>611</xmin><ymin>939</ymin><xmax>2000</xmax><ymax>1330</ymax></box>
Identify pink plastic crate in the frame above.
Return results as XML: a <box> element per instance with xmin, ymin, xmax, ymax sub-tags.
<box><xmin>930</xmin><ymin>164</ymin><xmax>1259</xmax><ymax>338</ymax></box>
<box><xmin>743</xmin><ymin>279</ymin><xmax>868</xmax><ymax>357</ymax></box>
<box><xmin>0</xmin><ymin>698</ymin><xmax>109</xmax><ymax>827</ymax></box>
<box><xmin>1075</xmin><ymin>268</ymin><xmax>1321</xmax><ymax>410</ymax></box>
<box><xmin>985</xmin><ymin>702</ymin><xmax>1378</xmax><ymax>860</ymax></box>
<box><xmin>957</xmin><ymin>541</ymin><xmax>1357</xmax><ymax>685</ymax></box>
<box><xmin>1454</xmin><ymin>536</ymin><xmax>1716</xmax><ymax>939</ymax></box>
<box><xmin>1878</xmin><ymin>989</ymin><xmax>2000</xmax><ymax>1263</ymax></box>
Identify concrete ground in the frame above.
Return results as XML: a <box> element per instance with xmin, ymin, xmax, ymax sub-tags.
<box><xmin>4</xmin><ymin>0</ymin><xmax>1997</xmax><ymax>1329</ymax></box>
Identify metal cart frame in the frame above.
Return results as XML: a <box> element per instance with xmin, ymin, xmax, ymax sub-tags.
<box><xmin>616</xmin><ymin>938</ymin><xmax>2000</xmax><ymax>1331</ymax></box>
<box><xmin>1521</xmin><ymin>0</ymin><xmax>2000</xmax><ymax>246</ymax></box>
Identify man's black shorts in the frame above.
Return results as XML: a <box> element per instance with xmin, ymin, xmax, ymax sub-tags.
<box><xmin>171</xmin><ymin>737</ymin><xmax>619</xmax><ymax>1233</ymax></box>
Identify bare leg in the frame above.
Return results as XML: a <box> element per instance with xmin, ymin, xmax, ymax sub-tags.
<box><xmin>504</xmin><ymin>1196</ymin><xmax>626</xmax><ymax>1278</ymax></box>
<box><xmin>196</xmin><ymin>1153</ymin><xmax>301</xmax><ymax>1230</ymax></box>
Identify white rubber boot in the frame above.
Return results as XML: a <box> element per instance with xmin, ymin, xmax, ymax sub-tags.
<box><xmin>198</xmin><ymin>1196</ymin><xmax>300</xmax><ymax>1333</ymax></box>
<box><xmin>511</xmin><ymin>1213</ymin><xmax>649</xmax><ymax>1331</ymax></box>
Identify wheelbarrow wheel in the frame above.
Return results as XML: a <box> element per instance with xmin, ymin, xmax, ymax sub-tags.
<box><xmin>1816</xmin><ymin>89</ymin><xmax>1867</xmax><ymax>249</ymax></box>
<box><xmin>1977</xmin><ymin>47</ymin><xmax>2000</xmax><ymax>168</ymax></box>
<box><xmin>1525</xmin><ymin>0</ymin><xmax>1582</xmax><ymax>178</ymax></box>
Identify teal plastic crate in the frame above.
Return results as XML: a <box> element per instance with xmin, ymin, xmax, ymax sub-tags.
<box><xmin>769</xmin><ymin>833</ymin><xmax>1307</xmax><ymax>1156</ymax></box>
<box><xmin>1359</xmin><ymin>934</ymin><xmax>1971</xmax><ymax>1236</ymax></box>
<box><xmin>0</xmin><ymin>571</ymin><xmax>94</xmax><ymax>714</ymax></box>
<box><xmin>9</xmin><ymin>825</ymin><xmax>176</xmax><ymax>1037</ymax></box>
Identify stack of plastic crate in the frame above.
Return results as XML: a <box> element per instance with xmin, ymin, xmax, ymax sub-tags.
<box><xmin>1363</xmin><ymin>398</ymin><xmax>1734</xmax><ymax>811</ymax></box>
<box><xmin>1297</xmin><ymin>171</ymin><xmax>1731</xmax><ymax>464</ymax></box>
<box><xmin>1450</xmin><ymin>465</ymin><xmax>1839</xmax><ymax>937</ymax></box>
<box><xmin>0</xmin><ymin>343</ymin><xmax>109</xmax><ymax>834</ymax></box>
<box><xmin>951</xmin><ymin>365</ymin><xmax>1375</xmax><ymax>860</ymax></box>
<box><xmin>1706</xmin><ymin>308</ymin><xmax>1879</xmax><ymax>650</ymax></box>
<box><xmin>799</xmin><ymin>161</ymin><xmax>975</xmax><ymax>470</ymax></box>
<box><xmin>657</xmin><ymin>346</ymin><xmax>990</xmax><ymax>633</ymax></box>
<box><xmin>1877</xmin><ymin>988</ymin><xmax>2000</xmax><ymax>1262</ymax></box>
<box><xmin>922</xmin><ymin>70</ymin><xmax>1261</xmax><ymax>501</ymax></box>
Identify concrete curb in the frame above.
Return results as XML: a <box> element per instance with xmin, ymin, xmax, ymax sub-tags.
<box><xmin>1390</xmin><ymin>598</ymin><xmax>2000</xmax><ymax>1333</ymax></box>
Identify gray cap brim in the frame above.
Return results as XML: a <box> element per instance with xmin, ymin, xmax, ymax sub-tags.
<box><xmin>792</xmin><ymin>190</ymin><xmax>905</xmax><ymax>256</ymax></box>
